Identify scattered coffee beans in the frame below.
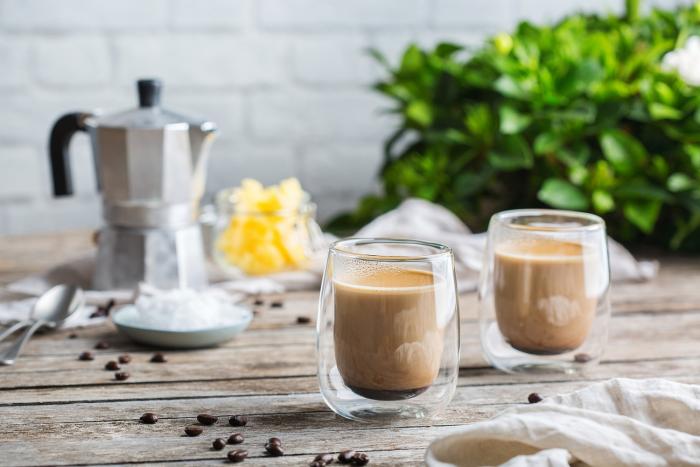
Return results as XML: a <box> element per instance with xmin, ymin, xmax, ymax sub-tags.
<box><xmin>94</xmin><ymin>341</ymin><xmax>110</xmax><ymax>350</ymax></box>
<box><xmin>296</xmin><ymin>316</ymin><xmax>311</xmax><ymax>324</ymax></box>
<box><xmin>140</xmin><ymin>413</ymin><xmax>158</xmax><ymax>424</ymax></box>
<box><xmin>229</xmin><ymin>415</ymin><xmax>248</xmax><ymax>427</ymax></box>
<box><xmin>338</xmin><ymin>450</ymin><xmax>356</xmax><ymax>464</ymax></box>
<box><xmin>270</xmin><ymin>301</ymin><xmax>283</xmax><ymax>308</ymax></box>
<box><xmin>114</xmin><ymin>371</ymin><xmax>130</xmax><ymax>381</ymax></box>
<box><xmin>574</xmin><ymin>353</ymin><xmax>592</xmax><ymax>363</ymax></box>
<box><xmin>228</xmin><ymin>433</ymin><xmax>244</xmax><ymax>444</ymax></box>
<box><xmin>184</xmin><ymin>425</ymin><xmax>203</xmax><ymax>437</ymax></box>
<box><xmin>150</xmin><ymin>353</ymin><xmax>167</xmax><ymax>363</ymax></box>
<box><xmin>105</xmin><ymin>361</ymin><xmax>120</xmax><ymax>371</ymax></box>
<box><xmin>78</xmin><ymin>351</ymin><xmax>94</xmax><ymax>361</ymax></box>
<box><xmin>351</xmin><ymin>452</ymin><xmax>369</xmax><ymax>465</ymax></box>
<box><xmin>118</xmin><ymin>354</ymin><xmax>132</xmax><ymax>364</ymax></box>
<box><xmin>314</xmin><ymin>453</ymin><xmax>334</xmax><ymax>464</ymax></box>
<box><xmin>528</xmin><ymin>392</ymin><xmax>543</xmax><ymax>404</ymax></box>
<box><xmin>197</xmin><ymin>413</ymin><xmax>218</xmax><ymax>425</ymax></box>
<box><xmin>213</xmin><ymin>438</ymin><xmax>226</xmax><ymax>450</ymax></box>
<box><xmin>253</xmin><ymin>299</ymin><xmax>264</xmax><ymax>306</ymax></box>
<box><xmin>227</xmin><ymin>449</ymin><xmax>248</xmax><ymax>463</ymax></box>
<box><xmin>265</xmin><ymin>443</ymin><xmax>284</xmax><ymax>456</ymax></box>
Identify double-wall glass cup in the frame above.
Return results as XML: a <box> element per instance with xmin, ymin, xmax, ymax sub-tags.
<box><xmin>479</xmin><ymin>210</ymin><xmax>611</xmax><ymax>374</ymax></box>
<box><xmin>317</xmin><ymin>239</ymin><xmax>460</xmax><ymax>422</ymax></box>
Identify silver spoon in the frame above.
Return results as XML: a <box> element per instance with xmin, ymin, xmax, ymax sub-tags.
<box><xmin>0</xmin><ymin>285</ymin><xmax>84</xmax><ymax>365</ymax></box>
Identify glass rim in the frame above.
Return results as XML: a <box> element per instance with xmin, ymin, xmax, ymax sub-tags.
<box><xmin>330</xmin><ymin>237</ymin><xmax>453</xmax><ymax>261</ymax></box>
<box><xmin>493</xmin><ymin>209</ymin><xmax>605</xmax><ymax>233</ymax></box>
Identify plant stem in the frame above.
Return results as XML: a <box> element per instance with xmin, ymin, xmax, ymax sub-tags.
<box><xmin>626</xmin><ymin>0</ymin><xmax>640</xmax><ymax>22</ymax></box>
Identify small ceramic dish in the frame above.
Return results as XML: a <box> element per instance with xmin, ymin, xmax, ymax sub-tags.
<box><xmin>112</xmin><ymin>304</ymin><xmax>253</xmax><ymax>349</ymax></box>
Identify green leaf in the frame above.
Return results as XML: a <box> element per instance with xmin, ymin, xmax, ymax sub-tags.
<box><xmin>624</xmin><ymin>200</ymin><xmax>661</xmax><ymax>234</ymax></box>
<box><xmin>367</xmin><ymin>48</ymin><xmax>392</xmax><ymax>72</ymax></box>
<box><xmin>399</xmin><ymin>44</ymin><xmax>423</xmax><ymax>75</ymax></box>
<box><xmin>406</xmin><ymin>100</ymin><xmax>433</xmax><ymax>127</ymax></box>
<box><xmin>599</xmin><ymin>129</ymin><xmax>647</xmax><ymax>175</ymax></box>
<box><xmin>499</xmin><ymin>106</ymin><xmax>532</xmax><ymax>134</ymax></box>
<box><xmin>592</xmin><ymin>189</ymin><xmax>615</xmax><ymax>213</ymax></box>
<box><xmin>489</xmin><ymin>135</ymin><xmax>533</xmax><ymax>170</ymax></box>
<box><xmin>684</xmin><ymin>144</ymin><xmax>700</xmax><ymax>170</ymax></box>
<box><xmin>434</xmin><ymin>42</ymin><xmax>463</xmax><ymax>58</ymax></box>
<box><xmin>614</xmin><ymin>180</ymin><xmax>672</xmax><ymax>202</ymax></box>
<box><xmin>494</xmin><ymin>76</ymin><xmax>529</xmax><ymax>99</ymax></box>
<box><xmin>569</xmin><ymin>165</ymin><xmax>588</xmax><ymax>185</ymax></box>
<box><xmin>648</xmin><ymin>102</ymin><xmax>683</xmax><ymax>120</ymax></box>
<box><xmin>534</xmin><ymin>132</ymin><xmax>563</xmax><ymax>154</ymax></box>
<box><xmin>537</xmin><ymin>178</ymin><xmax>589</xmax><ymax>210</ymax></box>
<box><xmin>668</xmin><ymin>173</ymin><xmax>695</xmax><ymax>192</ymax></box>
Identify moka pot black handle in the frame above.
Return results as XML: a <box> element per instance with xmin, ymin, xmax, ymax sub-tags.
<box><xmin>48</xmin><ymin>112</ymin><xmax>92</xmax><ymax>196</ymax></box>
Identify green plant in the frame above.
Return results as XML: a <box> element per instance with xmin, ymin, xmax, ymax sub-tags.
<box><xmin>330</xmin><ymin>0</ymin><xmax>700</xmax><ymax>250</ymax></box>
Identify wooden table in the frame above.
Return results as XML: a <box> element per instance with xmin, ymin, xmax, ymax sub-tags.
<box><xmin>1</xmin><ymin>231</ymin><xmax>699</xmax><ymax>466</ymax></box>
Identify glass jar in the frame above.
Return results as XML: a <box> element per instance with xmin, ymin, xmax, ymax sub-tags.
<box><xmin>317</xmin><ymin>238</ymin><xmax>461</xmax><ymax>422</ymax></box>
<box><xmin>479</xmin><ymin>209</ymin><xmax>611</xmax><ymax>374</ymax></box>
<box><xmin>213</xmin><ymin>188</ymin><xmax>324</xmax><ymax>276</ymax></box>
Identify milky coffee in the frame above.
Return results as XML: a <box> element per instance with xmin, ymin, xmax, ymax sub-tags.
<box><xmin>494</xmin><ymin>238</ymin><xmax>598</xmax><ymax>354</ymax></box>
<box><xmin>334</xmin><ymin>268</ymin><xmax>443</xmax><ymax>400</ymax></box>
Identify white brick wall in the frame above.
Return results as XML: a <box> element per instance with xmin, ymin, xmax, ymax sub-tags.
<box><xmin>0</xmin><ymin>0</ymin><xmax>691</xmax><ymax>235</ymax></box>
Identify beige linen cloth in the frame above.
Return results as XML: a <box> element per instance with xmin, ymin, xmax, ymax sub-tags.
<box><xmin>426</xmin><ymin>378</ymin><xmax>700</xmax><ymax>467</ymax></box>
<box><xmin>1</xmin><ymin>199</ymin><xmax>657</xmax><ymax>326</ymax></box>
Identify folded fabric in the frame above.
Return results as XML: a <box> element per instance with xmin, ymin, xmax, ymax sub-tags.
<box><xmin>426</xmin><ymin>378</ymin><xmax>700</xmax><ymax>467</ymax></box>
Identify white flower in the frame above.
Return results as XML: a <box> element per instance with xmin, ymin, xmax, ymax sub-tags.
<box><xmin>662</xmin><ymin>36</ymin><xmax>700</xmax><ymax>86</ymax></box>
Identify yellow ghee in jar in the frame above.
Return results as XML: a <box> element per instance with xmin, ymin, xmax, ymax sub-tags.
<box><xmin>216</xmin><ymin>178</ymin><xmax>310</xmax><ymax>275</ymax></box>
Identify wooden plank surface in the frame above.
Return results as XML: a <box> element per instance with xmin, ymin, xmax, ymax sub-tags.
<box><xmin>0</xmin><ymin>231</ymin><xmax>699</xmax><ymax>466</ymax></box>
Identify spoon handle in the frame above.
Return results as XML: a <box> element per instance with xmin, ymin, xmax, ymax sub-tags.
<box><xmin>0</xmin><ymin>320</ymin><xmax>31</xmax><ymax>344</ymax></box>
<box><xmin>0</xmin><ymin>320</ymin><xmax>45</xmax><ymax>366</ymax></box>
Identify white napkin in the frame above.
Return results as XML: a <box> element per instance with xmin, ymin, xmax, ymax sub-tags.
<box><xmin>426</xmin><ymin>378</ymin><xmax>700</xmax><ymax>467</ymax></box>
<box><xmin>1</xmin><ymin>199</ymin><xmax>657</xmax><ymax>326</ymax></box>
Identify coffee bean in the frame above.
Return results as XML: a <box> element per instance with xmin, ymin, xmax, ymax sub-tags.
<box><xmin>528</xmin><ymin>392</ymin><xmax>543</xmax><ymax>404</ymax></box>
<box><xmin>270</xmin><ymin>301</ymin><xmax>283</xmax><ymax>308</ymax></box>
<box><xmin>89</xmin><ymin>308</ymin><xmax>107</xmax><ymax>319</ymax></box>
<box><xmin>150</xmin><ymin>353</ymin><xmax>167</xmax><ymax>363</ymax></box>
<box><xmin>118</xmin><ymin>354</ymin><xmax>132</xmax><ymax>364</ymax></box>
<box><xmin>78</xmin><ymin>351</ymin><xmax>94</xmax><ymax>361</ymax></box>
<box><xmin>94</xmin><ymin>341</ymin><xmax>110</xmax><ymax>350</ymax></box>
<box><xmin>229</xmin><ymin>415</ymin><xmax>247</xmax><ymax>427</ymax></box>
<box><xmin>228</xmin><ymin>433</ymin><xmax>244</xmax><ymax>445</ymax></box>
<box><xmin>268</xmin><ymin>437</ymin><xmax>282</xmax><ymax>446</ymax></box>
<box><xmin>68</xmin><ymin>333</ymin><xmax>78</xmax><ymax>339</ymax></box>
<box><xmin>253</xmin><ymin>299</ymin><xmax>264</xmax><ymax>306</ymax></box>
<box><xmin>296</xmin><ymin>316</ymin><xmax>311</xmax><ymax>324</ymax></box>
<box><xmin>265</xmin><ymin>443</ymin><xmax>284</xmax><ymax>456</ymax></box>
<box><xmin>105</xmin><ymin>361</ymin><xmax>120</xmax><ymax>371</ymax></box>
<box><xmin>114</xmin><ymin>371</ymin><xmax>130</xmax><ymax>381</ymax></box>
<box><xmin>314</xmin><ymin>453</ymin><xmax>334</xmax><ymax>464</ymax></box>
<box><xmin>213</xmin><ymin>438</ymin><xmax>226</xmax><ymax>450</ymax></box>
<box><xmin>338</xmin><ymin>450</ymin><xmax>356</xmax><ymax>464</ymax></box>
<box><xmin>197</xmin><ymin>413</ymin><xmax>218</xmax><ymax>425</ymax></box>
<box><xmin>140</xmin><ymin>413</ymin><xmax>158</xmax><ymax>424</ymax></box>
<box><xmin>227</xmin><ymin>449</ymin><xmax>248</xmax><ymax>463</ymax></box>
<box><xmin>351</xmin><ymin>452</ymin><xmax>369</xmax><ymax>465</ymax></box>
<box><xmin>574</xmin><ymin>353</ymin><xmax>592</xmax><ymax>363</ymax></box>
<box><xmin>184</xmin><ymin>425</ymin><xmax>203</xmax><ymax>436</ymax></box>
